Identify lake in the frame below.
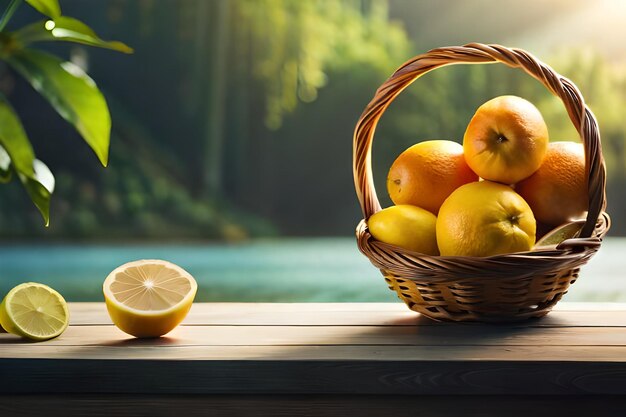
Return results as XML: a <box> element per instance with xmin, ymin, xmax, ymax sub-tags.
<box><xmin>1</xmin><ymin>237</ymin><xmax>625</xmax><ymax>302</ymax></box>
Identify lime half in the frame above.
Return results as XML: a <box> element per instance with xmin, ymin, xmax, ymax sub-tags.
<box><xmin>535</xmin><ymin>220</ymin><xmax>585</xmax><ymax>250</ymax></box>
<box><xmin>0</xmin><ymin>282</ymin><xmax>69</xmax><ymax>341</ymax></box>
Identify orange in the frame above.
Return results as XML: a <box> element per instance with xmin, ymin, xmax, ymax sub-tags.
<box><xmin>463</xmin><ymin>95</ymin><xmax>549</xmax><ymax>184</ymax></box>
<box><xmin>436</xmin><ymin>181</ymin><xmax>536</xmax><ymax>257</ymax></box>
<box><xmin>516</xmin><ymin>141</ymin><xmax>587</xmax><ymax>226</ymax></box>
<box><xmin>386</xmin><ymin>140</ymin><xmax>478</xmax><ymax>214</ymax></box>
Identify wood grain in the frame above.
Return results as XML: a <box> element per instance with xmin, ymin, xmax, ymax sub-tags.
<box><xmin>2</xmin><ymin>303</ymin><xmax>626</xmax><ymax>398</ymax></box>
<box><xmin>1</xmin><ymin>344</ymin><xmax>625</xmax><ymax>361</ymax></box>
<box><xmin>4</xmin><ymin>323</ymin><xmax>626</xmax><ymax>348</ymax></box>
<box><xmin>2</xmin><ymin>395</ymin><xmax>626</xmax><ymax>417</ymax></box>
<box><xmin>66</xmin><ymin>302</ymin><xmax>626</xmax><ymax>327</ymax></box>
<box><xmin>2</xmin><ymin>359</ymin><xmax>626</xmax><ymax>395</ymax></box>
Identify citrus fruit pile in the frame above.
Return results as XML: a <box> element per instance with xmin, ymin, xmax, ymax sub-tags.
<box><xmin>369</xmin><ymin>95</ymin><xmax>588</xmax><ymax>257</ymax></box>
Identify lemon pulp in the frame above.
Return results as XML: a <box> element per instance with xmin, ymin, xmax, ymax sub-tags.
<box><xmin>0</xmin><ymin>282</ymin><xmax>69</xmax><ymax>341</ymax></box>
<box><xmin>103</xmin><ymin>259</ymin><xmax>197</xmax><ymax>338</ymax></box>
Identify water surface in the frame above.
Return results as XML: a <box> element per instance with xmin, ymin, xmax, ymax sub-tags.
<box><xmin>1</xmin><ymin>238</ymin><xmax>624</xmax><ymax>302</ymax></box>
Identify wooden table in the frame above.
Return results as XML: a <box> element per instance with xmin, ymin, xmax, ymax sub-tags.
<box><xmin>2</xmin><ymin>302</ymin><xmax>626</xmax><ymax>416</ymax></box>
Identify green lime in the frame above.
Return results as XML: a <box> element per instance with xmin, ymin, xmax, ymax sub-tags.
<box><xmin>535</xmin><ymin>220</ymin><xmax>584</xmax><ymax>249</ymax></box>
<box><xmin>0</xmin><ymin>282</ymin><xmax>69</xmax><ymax>341</ymax></box>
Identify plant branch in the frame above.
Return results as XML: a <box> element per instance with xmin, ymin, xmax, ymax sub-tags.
<box><xmin>0</xmin><ymin>0</ymin><xmax>23</xmax><ymax>32</ymax></box>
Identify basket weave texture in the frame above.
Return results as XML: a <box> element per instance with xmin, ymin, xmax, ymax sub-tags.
<box><xmin>353</xmin><ymin>43</ymin><xmax>610</xmax><ymax>322</ymax></box>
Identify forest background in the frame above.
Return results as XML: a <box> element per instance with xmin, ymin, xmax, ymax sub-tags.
<box><xmin>1</xmin><ymin>0</ymin><xmax>624</xmax><ymax>241</ymax></box>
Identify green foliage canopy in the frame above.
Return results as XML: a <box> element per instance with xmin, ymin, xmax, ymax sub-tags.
<box><xmin>235</xmin><ymin>0</ymin><xmax>409</xmax><ymax>129</ymax></box>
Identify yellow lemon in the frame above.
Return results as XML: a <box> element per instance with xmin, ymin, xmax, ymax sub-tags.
<box><xmin>0</xmin><ymin>282</ymin><xmax>69</xmax><ymax>341</ymax></box>
<box><xmin>103</xmin><ymin>259</ymin><xmax>197</xmax><ymax>338</ymax></box>
<box><xmin>368</xmin><ymin>205</ymin><xmax>439</xmax><ymax>255</ymax></box>
<box><xmin>436</xmin><ymin>181</ymin><xmax>536</xmax><ymax>256</ymax></box>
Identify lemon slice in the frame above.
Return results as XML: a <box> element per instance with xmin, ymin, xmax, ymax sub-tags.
<box><xmin>534</xmin><ymin>220</ymin><xmax>584</xmax><ymax>250</ymax></box>
<box><xmin>103</xmin><ymin>259</ymin><xmax>197</xmax><ymax>338</ymax></box>
<box><xmin>0</xmin><ymin>282</ymin><xmax>69</xmax><ymax>341</ymax></box>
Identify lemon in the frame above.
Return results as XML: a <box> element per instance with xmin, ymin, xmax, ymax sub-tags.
<box><xmin>368</xmin><ymin>205</ymin><xmax>439</xmax><ymax>255</ymax></box>
<box><xmin>0</xmin><ymin>282</ymin><xmax>69</xmax><ymax>341</ymax></box>
<box><xmin>436</xmin><ymin>181</ymin><xmax>536</xmax><ymax>257</ymax></box>
<box><xmin>103</xmin><ymin>259</ymin><xmax>197</xmax><ymax>338</ymax></box>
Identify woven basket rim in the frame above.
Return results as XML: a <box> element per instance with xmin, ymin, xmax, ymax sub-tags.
<box><xmin>356</xmin><ymin>212</ymin><xmax>609</xmax><ymax>261</ymax></box>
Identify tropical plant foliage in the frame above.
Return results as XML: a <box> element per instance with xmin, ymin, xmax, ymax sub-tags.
<box><xmin>0</xmin><ymin>0</ymin><xmax>131</xmax><ymax>225</ymax></box>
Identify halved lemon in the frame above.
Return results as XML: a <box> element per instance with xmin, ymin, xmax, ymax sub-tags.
<box><xmin>103</xmin><ymin>259</ymin><xmax>197</xmax><ymax>338</ymax></box>
<box><xmin>0</xmin><ymin>282</ymin><xmax>69</xmax><ymax>341</ymax></box>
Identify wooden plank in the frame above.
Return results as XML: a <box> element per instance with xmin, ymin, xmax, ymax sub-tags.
<box><xmin>4</xmin><ymin>323</ymin><xmax>626</xmax><ymax>348</ymax></box>
<box><xmin>553</xmin><ymin>302</ymin><xmax>626</xmax><ymax>311</ymax></box>
<box><xmin>1</xmin><ymin>344</ymin><xmax>626</xmax><ymax>362</ymax></box>
<box><xmin>68</xmin><ymin>303</ymin><xmax>424</xmax><ymax>326</ymax></box>
<box><xmin>2</xmin><ymin>394</ymin><xmax>626</xmax><ymax>417</ymax></box>
<box><xmin>67</xmin><ymin>303</ymin><xmax>626</xmax><ymax>327</ymax></box>
<box><xmin>2</xmin><ymin>303</ymin><xmax>626</xmax><ymax>398</ymax></box>
<box><xmin>2</xmin><ymin>358</ymin><xmax>626</xmax><ymax>395</ymax></box>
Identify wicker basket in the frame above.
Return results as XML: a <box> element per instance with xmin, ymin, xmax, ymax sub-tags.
<box><xmin>353</xmin><ymin>43</ymin><xmax>611</xmax><ymax>322</ymax></box>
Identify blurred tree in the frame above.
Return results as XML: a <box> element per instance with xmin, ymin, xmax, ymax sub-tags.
<box><xmin>198</xmin><ymin>0</ymin><xmax>409</xmax><ymax>201</ymax></box>
<box><xmin>3</xmin><ymin>0</ymin><xmax>625</xmax><ymax>239</ymax></box>
<box><xmin>191</xmin><ymin>0</ymin><xmax>409</xmax><ymax>218</ymax></box>
<box><xmin>0</xmin><ymin>0</ymin><xmax>410</xmax><ymax>239</ymax></box>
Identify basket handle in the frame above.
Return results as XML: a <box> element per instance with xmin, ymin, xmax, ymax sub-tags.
<box><xmin>353</xmin><ymin>43</ymin><xmax>607</xmax><ymax>239</ymax></box>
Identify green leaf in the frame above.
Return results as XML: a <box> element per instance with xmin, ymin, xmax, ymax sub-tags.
<box><xmin>25</xmin><ymin>0</ymin><xmax>61</xmax><ymax>18</ymax></box>
<box><xmin>7</xmin><ymin>49</ymin><xmax>111</xmax><ymax>166</ymax></box>
<box><xmin>33</xmin><ymin>158</ymin><xmax>54</xmax><ymax>193</ymax></box>
<box><xmin>0</xmin><ymin>95</ymin><xmax>35</xmax><ymax>177</ymax></box>
<box><xmin>19</xmin><ymin>170</ymin><xmax>52</xmax><ymax>226</ymax></box>
<box><xmin>19</xmin><ymin>159</ymin><xmax>55</xmax><ymax>226</ymax></box>
<box><xmin>0</xmin><ymin>96</ymin><xmax>51</xmax><ymax>224</ymax></box>
<box><xmin>0</xmin><ymin>144</ymin><xmax>12</xmax><ymax>183</ymax></box>
<box><xmin>13</xmin><ymin>17</ymin><xmax>133</xmax><ymax>54</ymax></box>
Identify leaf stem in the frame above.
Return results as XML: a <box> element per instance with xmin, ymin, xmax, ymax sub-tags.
<box><xmin>0</xmin><ymin>0</ymin><xmax>23</xmax><ymax>32</ymax></box>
